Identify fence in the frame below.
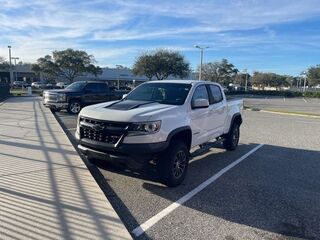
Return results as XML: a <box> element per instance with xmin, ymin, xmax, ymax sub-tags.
<box><xmin>0</xmin><ymin>83</ymin><xmax>10</xmax><ymax>101</ymax></box>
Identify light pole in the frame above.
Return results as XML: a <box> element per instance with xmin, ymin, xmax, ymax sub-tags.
<box><xmin>301</xmin><ymin>71</ymin><xmax>307</xmax><ymax>92</ymax></box>
<box><xmin>8</xmin><ymin>46</ymin><xmax>13</xmax><ymax>84</ymax></box>
<box><xmin>244</xmin><ymin>69</ymin><xmax>248</xmax><ymax>91</ymax></box>
<box><xmin>116</xmin><ymin>64</ymin><xmax>123</xmax><ymax>90</ymax></box>
<box><xmin>194</xmin><ymin>45</ymin><xmax>209</xmax><ymax>81</ymax></box>
<box><xmin>11</xmin><ymin>57</ymin><xmax>19</xmax><ymax>82</ymax></box>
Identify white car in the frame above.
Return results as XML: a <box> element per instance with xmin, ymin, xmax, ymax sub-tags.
<box><xmin>56</xmin><ymin>82</ymin><xmax>69</xmax><ymax>89</ymax></box>
<box><xmin>76</xmin><ymin>80</ymin><xmax>243</xmax><ymax>187</ymax></box>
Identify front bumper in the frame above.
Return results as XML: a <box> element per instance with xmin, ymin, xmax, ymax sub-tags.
<box><xmin>43</xmin><ymin>100</ymin><xmax>68</xmax><ymax>109</ymax></box>
<box><xmin>78</xmin><ymin>138</ymin><xmax>168</xmax><ymax>168</ymax></box>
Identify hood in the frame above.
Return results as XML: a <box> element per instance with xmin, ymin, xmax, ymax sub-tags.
<box><xmin>80</xmin><ymin>100</ymin><xmax>180</xmax><ymax>122</ymax></box>
<box><xmin>44</xmin><ymin>89</ymin><xmax>77</xmax><ymax>94</ymax></box>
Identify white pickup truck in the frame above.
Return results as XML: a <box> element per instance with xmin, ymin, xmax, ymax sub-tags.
<box><xmin>76</xmin><ymin>80</ymin><xmax>243</xmax><ymax>187</ymax></box>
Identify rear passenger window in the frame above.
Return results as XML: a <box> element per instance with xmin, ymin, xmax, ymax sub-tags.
<box><xmin>85</xmin><ymin>83</ymin><xmax>106</xmax><ymax>93</ymax></box>
<box><xmin>209</xmin><ymin>85</ymin><xmax>223</xmax><ymax>104</ymax></box>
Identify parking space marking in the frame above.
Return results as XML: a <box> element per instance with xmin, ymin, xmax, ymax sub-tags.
<box><xmin>302</xmin><ymin>98</ymin><xmax>308</xmax><ymax>103</ymax></box>
<box><xmin>283</xmin><ymin>97</ymin><xmax>285</xmax><ymax>102</ymax></box>
<box><xmin>132</xmin><ymin>144</ymin><xmax>264</xmax><ymax>237</ymax></box>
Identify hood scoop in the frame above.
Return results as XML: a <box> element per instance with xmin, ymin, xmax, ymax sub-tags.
<box><xmin>105</xmin><ymin>100</ymin><xmax>156</xmax><ymax>110</ymax></box>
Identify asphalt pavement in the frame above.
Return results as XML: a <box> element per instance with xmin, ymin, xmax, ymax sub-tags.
<box><xmin>54</xmin><ymin>102</ymin><xmax>320</xmax><ymax>240</ymax></box>
<box><xmin>242</xmin><ymin>96</ymin><xmax>320</xmax><ymax>115</ymax></box>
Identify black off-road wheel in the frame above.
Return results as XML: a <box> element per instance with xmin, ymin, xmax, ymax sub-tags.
<box><xmin>157</xmin><ymin>141</ymin><xmax>189</xmax><ymax>187</ymax></box>
<box><xmin>223</xmin><ymin>122</ymin><xmax>240</xmax><ymax>151</ymax></box>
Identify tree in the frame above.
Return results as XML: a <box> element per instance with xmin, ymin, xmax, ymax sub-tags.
<box><xmin>307</xmin><ymin>65</ymin><xmax>320</xmax><ymax>86</ymax></box>
<box><xmin>200</xmin><ymin>59</ymin><xmax>238</xmax><ymax>85</ymax></box>
<box><xmin>32</xmin><ymin>49</ymin><xmax>102</xmax><ymax>83</ymax></box>
<box><xmin>133</xmin><ymin>49</ymin><xmax>190</xmax><ymax>80</ymax></box>
<box><xmin>252</xmin><ymin>72</ymin><xmax>289</xmax><ymax>89</ymax></box>
<box><xmin>0</xmin><ymin>56</ymin><xmax>9</xmax><ymax>71</ymax></box>
<box><xmin>234</xmin><ymin>73</ymin><xmax>251</xmax><ymax>87</ymax></box>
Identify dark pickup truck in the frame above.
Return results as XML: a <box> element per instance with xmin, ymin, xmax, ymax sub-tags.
<box><xmin>43</xmin><ymin>81</ymin><xmax>128</xmax><ymax>114</ymax></box>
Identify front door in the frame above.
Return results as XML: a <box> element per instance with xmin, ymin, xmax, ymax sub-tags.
<box><xmin>189</xmin><ymin>84</ymin><xmax>211</xmax><ymax>147</ymax></box>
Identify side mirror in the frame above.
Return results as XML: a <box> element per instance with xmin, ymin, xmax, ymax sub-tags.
<box><xmin>192</xmin><ymin>98</ymin><xmax>209</xmax><ymax>109</ymax></box>
<box><xmin>122</xmin><ymin>94</ymin><xmax>128</xmax><ymax>99</ymax></box>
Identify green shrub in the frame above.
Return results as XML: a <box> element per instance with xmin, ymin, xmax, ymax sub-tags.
<box><xmin>304</xmin><ymin>91</ymin><xmax>320</xmax><ymax>98</ymax></box>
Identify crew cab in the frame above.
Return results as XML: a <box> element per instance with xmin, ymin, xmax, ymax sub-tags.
<box><xmin>76</xmin><ymin>80</ymin><xmax>243</xmax><ymax>187</ymax></box>
<box><xmin>43</xmin><ymin>81</ymin><xmax>127</xmax><ymax>114</ymax></box>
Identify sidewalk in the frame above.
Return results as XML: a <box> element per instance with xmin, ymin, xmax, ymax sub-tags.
<box><xmin>0</xmin><ymin>97</ymin><xmax>132</xmax><ymax>240</ymax></box>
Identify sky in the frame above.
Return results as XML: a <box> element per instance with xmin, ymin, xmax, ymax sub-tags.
<box><xmin>0</xmin><ymin>0</ymin><xmax>320</xmax><ymax>76</ymax></box>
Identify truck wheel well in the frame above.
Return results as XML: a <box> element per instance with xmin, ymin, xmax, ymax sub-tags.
<box><xmin>169</xmin><ymin>129</ymin><xmax>192</xmax><ymax>151</ymax></box>
<box><xmin>233</xmin><ymin>115</ymin><xmax>242</xmax><ymax>126</ymax></box>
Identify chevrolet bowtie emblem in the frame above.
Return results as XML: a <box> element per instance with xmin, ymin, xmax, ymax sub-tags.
<box><xmin>92</xmin><ymin>124</ymin><xmax>105</xmax><ymax>131</ymax></box>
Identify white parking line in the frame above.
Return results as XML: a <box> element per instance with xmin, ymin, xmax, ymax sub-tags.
<box><xmin>283</xmin><ymin>97</ymin><xmax>286</xmax><ymax>102</ymax></box>
<box><xmin>132</xmin><ymin>144</ymin><xmax>264</xmax><ymax>237</ymax></box>
<box><xmin>302</xmin><ymin>98</ymin><xmax>308</xmax><ymax>103</ymax></box>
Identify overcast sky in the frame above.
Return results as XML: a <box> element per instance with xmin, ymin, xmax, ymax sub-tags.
<box><xmin>1</xmin><ymin>0</ymin><xmax>320</xmax><ymax>75</ymax></box>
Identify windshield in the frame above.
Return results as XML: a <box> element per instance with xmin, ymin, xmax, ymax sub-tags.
<box><xmin>126</xmin><ymin>83</ymin><xmax>191</xmax><ymax>105</ymax></box>
<box><xmin>65</xmin><ymin>81</ymin><xmax>86</xmax><ymax>91</ymax></box>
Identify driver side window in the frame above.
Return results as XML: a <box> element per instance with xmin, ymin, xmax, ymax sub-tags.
<box><xmin>192</xmin><ymin>85</ymin><xmax>209</xmax><ymax>105</ymax></box>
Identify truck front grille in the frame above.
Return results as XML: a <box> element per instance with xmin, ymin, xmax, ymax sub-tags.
<box><xmin>44</xmin><ymin>93</ymin><xmax>58</xmax><ymax>102</ymax></box>
<box><xmin>79</xmin><ymin>117</ymin><xmax>129</xmax><ymax>145</ymax></box>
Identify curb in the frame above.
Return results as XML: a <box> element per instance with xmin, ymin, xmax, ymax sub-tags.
<box><xmin>50</xmin><ymin>107</ymin><xmax>133</xmax><ymax>239</ymax></box>
<box><xmin>244</xmin><ymin>107</ymin><xmax>320</xmax><ymax>119</ymax></box>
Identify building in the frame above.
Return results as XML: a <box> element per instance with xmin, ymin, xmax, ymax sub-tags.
<box><xmin>0</xmin><ymin>64</ymin><xmax>197</xmax><ymax>85</ymax></box>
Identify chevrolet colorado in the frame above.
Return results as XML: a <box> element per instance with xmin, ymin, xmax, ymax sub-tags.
<box><xmin>76</xmin><ymin>80</ymin><xmax>243</xmax><ymax>187</ymax></box>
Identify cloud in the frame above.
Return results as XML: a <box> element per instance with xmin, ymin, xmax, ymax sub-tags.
<box><xmin>0</xmin><ymin>0</ymin><xmax>320</xmax><ymax>74</ymax></box>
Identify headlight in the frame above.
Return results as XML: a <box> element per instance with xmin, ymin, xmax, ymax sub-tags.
<box><xmin>58</xmin><ymin>93</ymin><xmax>66</xmax><ymax>102</ymax></box>
<box><xmin>127</xmin><ymin>121</ymin><xmax>161</xmax><ymax>136</ymax></box>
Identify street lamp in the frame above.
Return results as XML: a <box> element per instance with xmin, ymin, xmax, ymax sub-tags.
<box><xmin>8</xmin><ymin>46</ymin><xmax>12</xmax><ymax>83</ymax></box>
<box><xmin>11</xmin><ymin>57</ymin><xmax>19</xmax><ymax>82</ymax></box>
<box><xmin>244</xmin><ymin>69</ymin><xmax>248</xmax><ymax>91</ymax></box>
<box><xmin>301</xmin><ymin>71</ymin><xmax>307</xmax><ymax>92</ymax></box>
<box><xmin>194</xmin><ymin>45</ymin><xmax>209</xmax><ymax>81</ymax></box>
<box><xmin>116</xmin><ymin>64</ymin><xmax>123</xmax><ymax>90</ymax></box>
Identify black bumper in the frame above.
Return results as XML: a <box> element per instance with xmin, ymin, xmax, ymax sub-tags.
<box><xmin>78</xmin><ymin>138</ymin><xmax>168</xmax><ymax>168</ymax></box>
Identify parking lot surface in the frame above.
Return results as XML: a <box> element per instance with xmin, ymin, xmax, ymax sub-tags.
<box><xmin>54</xmin><ymin>103</ymin><xmax>320</xmax><ymax>240</ymax></box>
<box><xmin>241</xmin><ymin>96</ymin><xmax>320</xmax><ymax>115</ymax></box>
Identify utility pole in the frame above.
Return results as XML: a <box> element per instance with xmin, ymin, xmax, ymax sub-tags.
<box><xmin>11</xmin><ymin>57</ymin><xmax>19</xmax><ymax>82</ymax></box>
<box><xmin>194</xmin><ymin>45</ymin><xmax>209</xmax><ymax>81</ymax></box>
<box><xmin>244</xmin><ymin>69</ymin><xmax>248</xmax><ymax>91</ymax></box>
<box><xmin>116</xmin><ymin>64</ymin><xmax>123</xmax><ymax>90</ymax></box>
<box><xmin>8</xmin><ymin>46</ymin><xmax>13</xmax><ymax>84</ymax></box>
<box><xmin>302</xmin><ymin>71</ymin><xmax>307</xmax><ymax>92</ymax></box>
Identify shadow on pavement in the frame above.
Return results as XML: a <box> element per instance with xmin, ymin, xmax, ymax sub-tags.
<box><xmin>0</xmin><ymin>98</ymin><xmax>131</xmax><ymax>239</ymax></box>
<box><xmin>142</xmin><ymin>144</ymin><xmax>320</xmax><ymax>240</ymax></box>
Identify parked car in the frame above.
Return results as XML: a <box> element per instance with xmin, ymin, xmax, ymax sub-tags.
<box><xmin>56</xmin><ymin>82</ymin><xmax>70</xmax><ymax>89</ymax></box>
<box><xmin>43</xmin><ymin>81</ymin><xmax>129</xmax><ymax>114</ymax></box>
<box><xmin>31</xmin><ymin>82</ymin><xmax>40</xmax><ymax>87</ymax></box>
<box><xmin>12</xmin><ymin>81</ymin><xmax>27</xmax><ymax>88</ymax></box>
<box><xmin>76</xmin><ymin>80</ymin><xmax>243</xmax><ymax>187</ymax></box>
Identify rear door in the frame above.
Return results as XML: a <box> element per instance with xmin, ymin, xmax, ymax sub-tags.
<box><xmin>84</xmin><ymin>83</ymin><xmax>108</xmax><ymax>104</ymax></box>
<box><xmin>206</xmin><ymin>84</ymin><xmax>227</xmax><ymax>138</ymax></box>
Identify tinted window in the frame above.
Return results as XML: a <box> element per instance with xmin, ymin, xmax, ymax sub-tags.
<box><xmin>66</xmin><ymin>81</ymin><xmax>86</xmax><ymax>91</ymax></box>
<box><xmin>192</xmin><ymin>85</ymin><xmax>209</xmax><ymax>104</ymax></box>
<box><xmin>85</xmin><ymin>83</ymin><xmax>106</xmax><ymax>93</ymax></box>
<box><xmin>126</xmin><ymin>83</ymin><xmax>191</xmax><ymax>105</ymax></box>
<box><xmin>209</xmin><ymin>85</ymin><xmax>223</xmax><ymax>103</ymax></box>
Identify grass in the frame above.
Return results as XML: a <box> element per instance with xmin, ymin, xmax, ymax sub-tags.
<box><xmin>10</xmin><ymin>88</ymin><xmax>43</xmax><ymax>96</ymax></box>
